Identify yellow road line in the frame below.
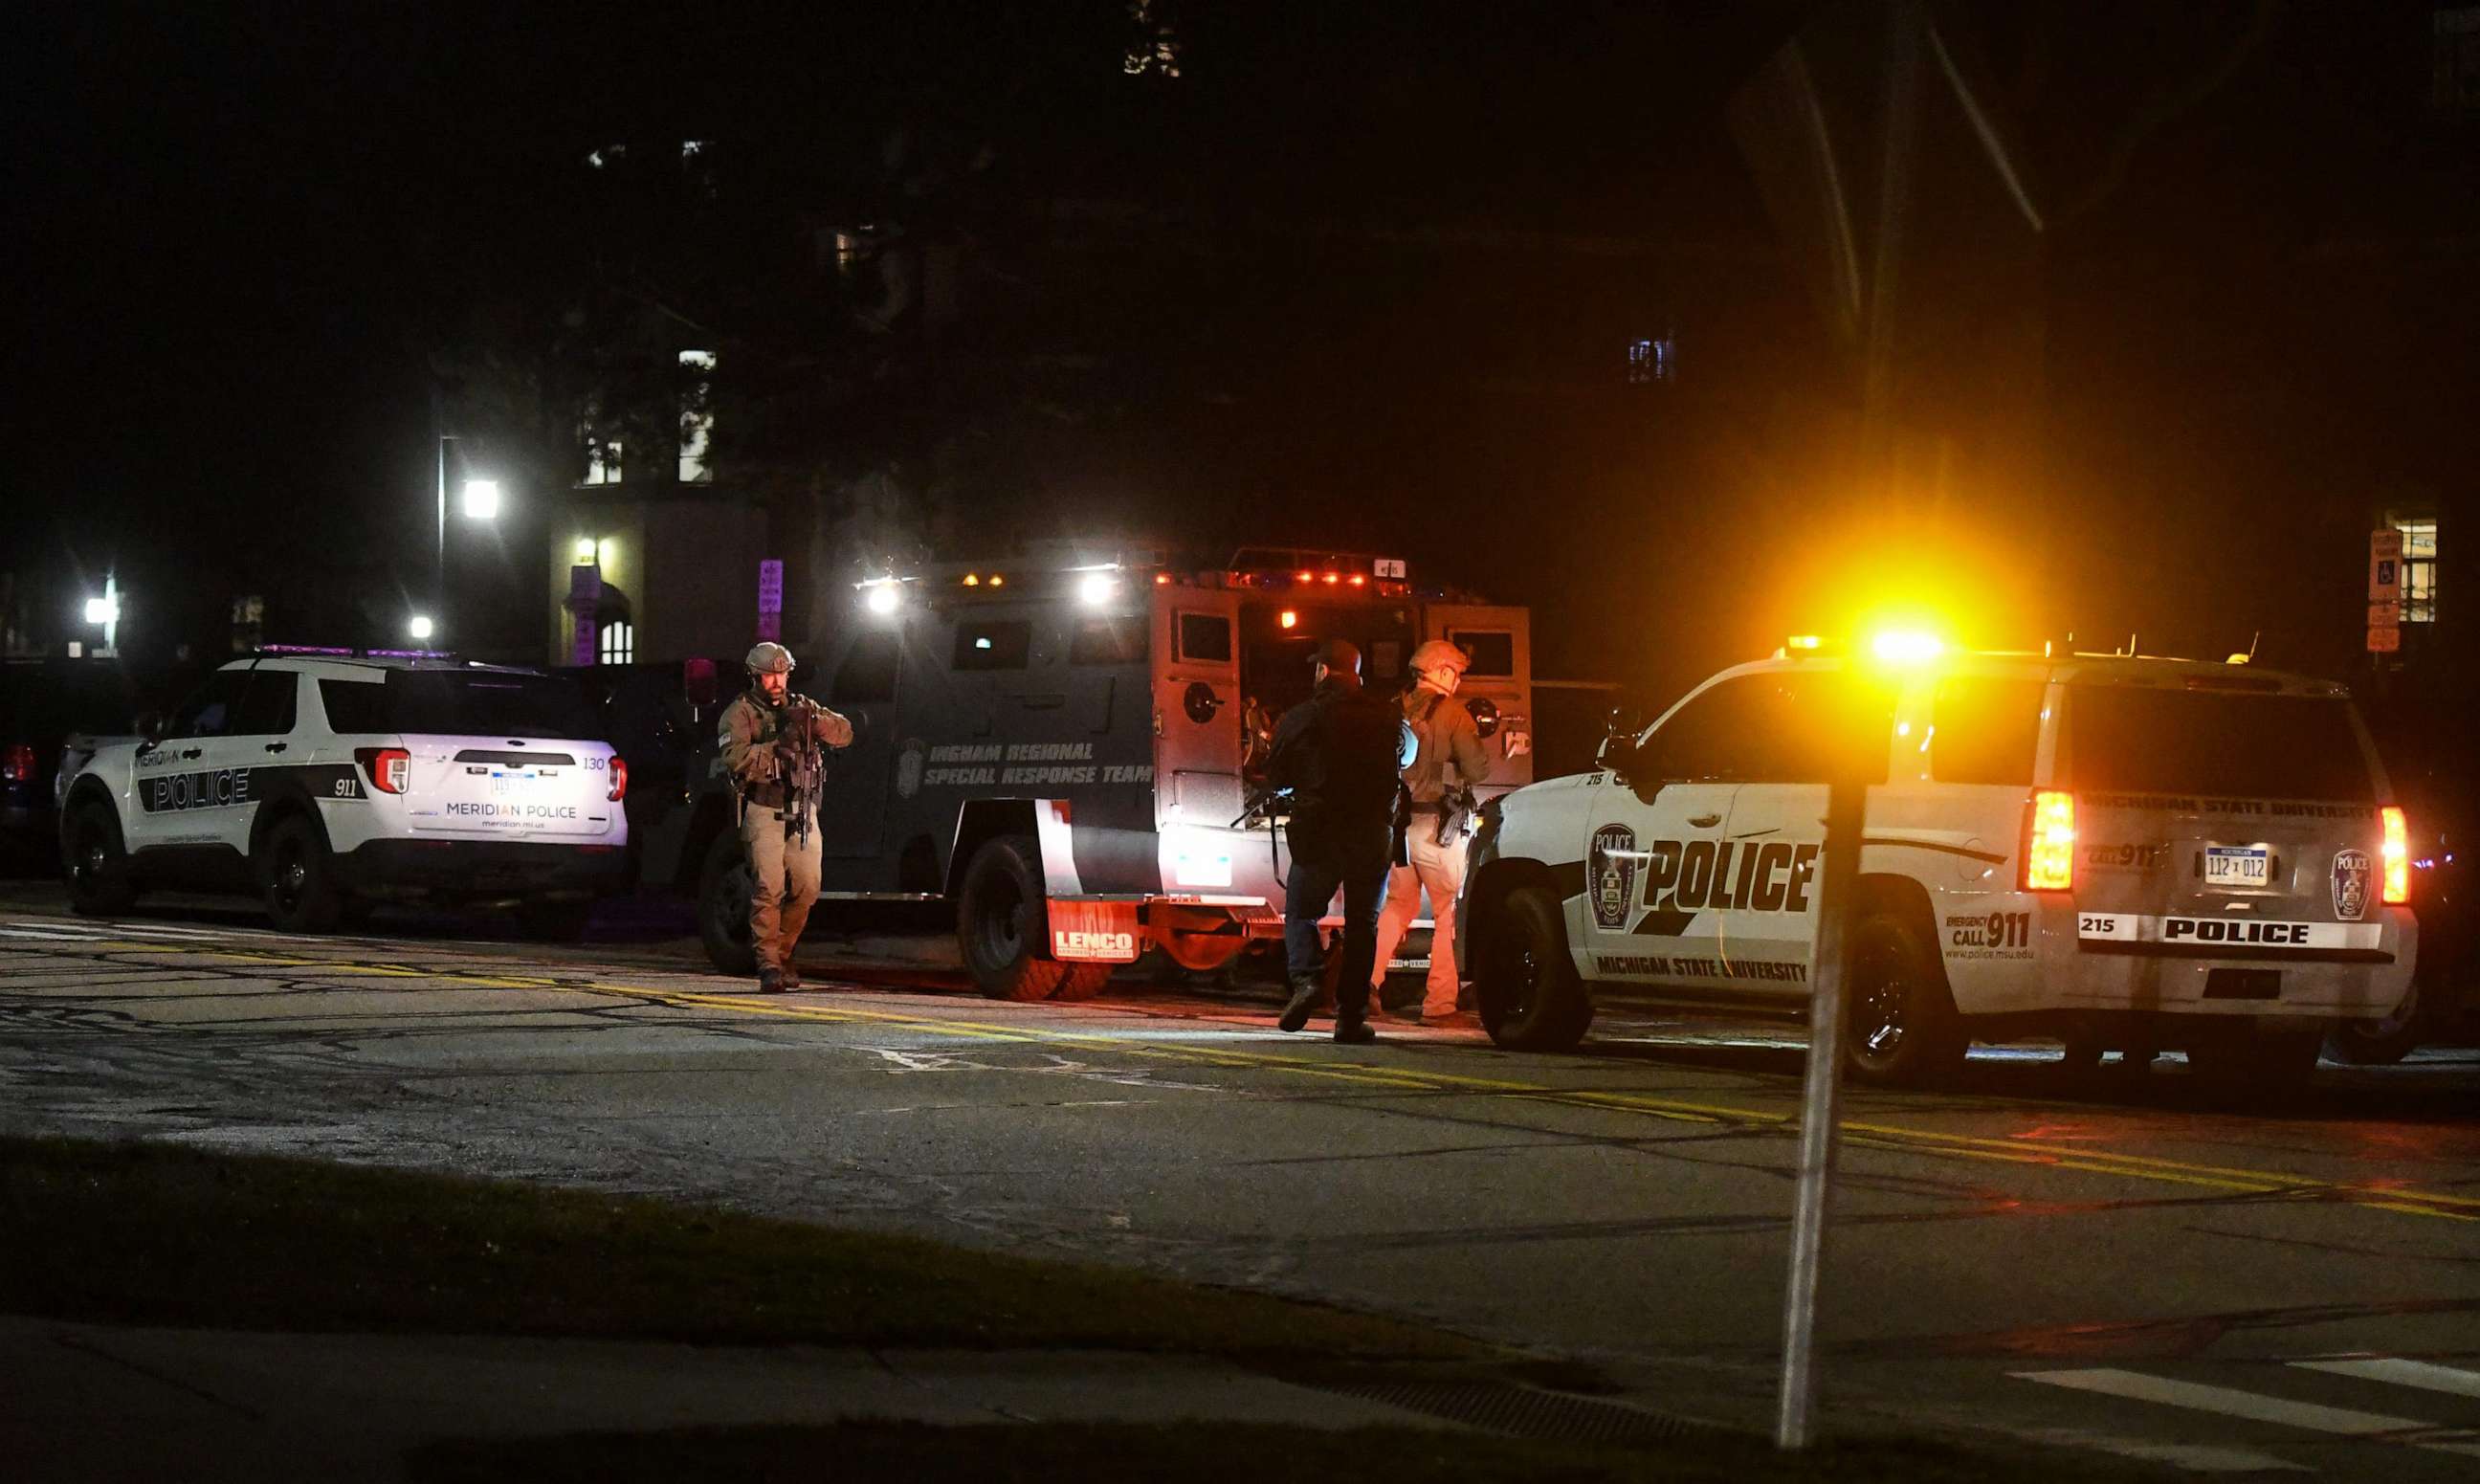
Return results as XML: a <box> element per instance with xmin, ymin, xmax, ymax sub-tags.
<box><xmin>53</xmin><ymin>936</ymin><xmax>2480</xmax><ymax>1222</ymax></box>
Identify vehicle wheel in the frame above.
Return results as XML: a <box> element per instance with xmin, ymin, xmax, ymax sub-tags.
<box><xmin>259</xmin><ymin>815</ymin><xmax>343</xmax><ymax>933</ymax></box>
<box><xmin>2325</xmin><ymin>981</ymin><xmax>2423</xmax><ymax>1066</ymax></box>
<box><xmin>517</xmin><ymin>899</ymin><xmax>595</xmax><ymax>942</ymax></box>
<box><xmin>1844</xmin><ymin>910</ymin><xmax>1965</xmax><ymax>1087</ymax></box>
<box><xmin>697</xmin><ymin>829</ymin><xmax>757</xmax><ymax>977</ymax></box>
<box><xmin>1049</xmin><ymin>963</ymin><xmax>1114</xmax><ymax>1002</ymax></box>
<box><xmin>956</xmin><ymin>834</ymin><xmax>1068</xmax><ymax>1001</ymax></box>
<box><xmin>2187</xmin><ymin>1028</ymin><xmax>2322</xmax><ymax>1096</ymax></box>
<box><xmin>1475</xmin><ymin>886</ymin><xmax>1593</xmax><ymax>1051</ymax></box>
<box><xmin>63</xmin><ymin>803</ymin><xmax>139</xmax><ymax>917</ymax></box>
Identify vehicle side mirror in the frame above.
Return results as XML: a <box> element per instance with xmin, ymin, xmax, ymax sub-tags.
<box><xmin>1595</xmin><ymin>730</ymin><xmax>1638</xmax><ymax>777</ymax></box>
<box><xmin>135</xmin><ymin>710</ymin><xmax>165</xmax><ymax>744</ymax></box>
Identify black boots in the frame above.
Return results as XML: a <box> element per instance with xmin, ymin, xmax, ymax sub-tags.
<box><xmin>1276</xmin><ymin>973</ymin><xmax>1321</xmax><ymax>1033</ymax></box>
<box><xmin>1332</xmin><ymin>1015</ymin><xmax>1377</xmax><ymax>1045</ymax></box>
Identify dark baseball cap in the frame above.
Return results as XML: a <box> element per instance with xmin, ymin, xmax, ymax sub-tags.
<box><xmin>1313</xmin><ymin>638</ymin><xmax>1362</xmax><ymax>675</ymax></box>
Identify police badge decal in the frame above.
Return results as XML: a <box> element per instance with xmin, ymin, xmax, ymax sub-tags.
<box><xmin>2331</xmin><ymin>848</ymin><xmax>2371</xmax><ymax>921</ymax></box>
<box><xmin>1591</xmin><ymin>824</ymin><xmax>1639</xmax><ymax>931</ymax></box>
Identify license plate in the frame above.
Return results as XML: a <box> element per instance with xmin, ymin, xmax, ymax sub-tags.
<box><xmin>489</xmin><ymin>769</ymin><xmax>540</xmax><ymax>797</ymax></box>
<box><xmin>2204</xmin><ymin>845</ymin><xmax>2270</xmax><ymax>888</ymax></box>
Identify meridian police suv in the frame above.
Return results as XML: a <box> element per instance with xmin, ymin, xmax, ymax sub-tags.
<box><xmin>1455</xmin><ymin>638</ymin><xmax>2419</xmax><ymax>1088</ymax></box>
<box><xmin>56</xmin><ymin>650</ymin><xmax>629</xmax><ymax>935</ymax></box>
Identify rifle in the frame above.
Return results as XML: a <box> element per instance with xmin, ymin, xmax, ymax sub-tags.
<box><xmin>1433</xmin><ymin>782</ymin><xmax>1477</xmax><ymax>846</ymax></box>
<box><xmin>774</xmin><ymin>698</ymin><xmax>825</xmax><ymax>846</ymax></box>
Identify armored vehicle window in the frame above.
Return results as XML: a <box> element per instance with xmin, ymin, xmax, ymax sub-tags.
<box><xmin>232</xmin><ymin>669</ymin><xmax>299</xmax><ymax>737</ymax></box>
<box><xmin>2065</xmin><ymin>686</ymin><xmax>2374</xmax><ymax>802</ymax></box>
<box><xmin>1071</xmin><ymin>614</ymin><xmax>1148</xmax><ymax>665</ymax></box>
<box><xmin>1447</xmin><ymin>631</ymin><xmax>1515</xmax><ymax>677</ymax></box>
<box><xmin>1929</xmin><ymin>678</ymin><xmax>2046</xmax><ymax>786</ymax></box>
<box><xmin>1177</xmin><ymin>612</ymin><xmax>1231</xmax><ymax>663</ymax></box>
<box><xmin>834</xmin><ymin>631</ymin><xmax>901</xmax><ymax>703</ymax></box>
<box><xmin>953</xmin><ymin>620</ymin><xmax>1031</xmax><ymax>672</ymax></box>
<box><xmin>167</xmin><ymin>672</ymin><xmax>251</xmax><ymax>739</ymax></box>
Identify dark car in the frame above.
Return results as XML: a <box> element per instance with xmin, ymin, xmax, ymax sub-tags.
<box><xmin>2</xmin><ymin>658</ymin><xmax>144</xmax><ymax>871</ymax></box>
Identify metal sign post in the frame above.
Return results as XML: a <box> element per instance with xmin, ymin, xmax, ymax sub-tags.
<box><xmin>1774</xmin><ymin>704</ymin><xmax>1871</xmax><ymax>1450</ymax></box>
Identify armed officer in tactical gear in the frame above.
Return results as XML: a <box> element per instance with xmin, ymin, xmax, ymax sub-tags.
<box><xmin>1272</xmin><ymin>639</ymin><xmax>1417</xmax><ymax>1044</ymax></box>
<box><xmin>1370</xmin><ymin>638</ymin><xmax>1493</xmax><ymax>1026</ymax></box>
<box><xmin>720</xmin><ymin>642</ymin><xmax>854</xmax><ymax>992</ymax></box>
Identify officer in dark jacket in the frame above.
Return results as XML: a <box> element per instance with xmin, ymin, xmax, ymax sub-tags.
<box><xmin>1271</xmin><ymin>639</ymin><xmax>1417</xmax><ymax>1043</ymax></box>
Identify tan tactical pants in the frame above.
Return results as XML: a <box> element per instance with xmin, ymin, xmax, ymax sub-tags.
<box><xmin>1370</xmin><ymin>830</ymin><xmax>1468</xmax><ymax>1016</ymax></box>
<box><xmin>742</xmin><ymin>804</ymin><xmax>822</xmax><ymax>971</ymax></box>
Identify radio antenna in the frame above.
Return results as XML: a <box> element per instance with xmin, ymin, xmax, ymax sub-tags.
<box><xmin>2248</xmin><ymin>630</ymin><xmax>2261</xmax><ymax>661</ymax></box>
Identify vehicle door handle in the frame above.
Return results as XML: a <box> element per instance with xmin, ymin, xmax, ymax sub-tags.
<box><xmin>179</xmin><ymin>748</ymin><xmax>203</xmax><ymax>761</ymax></box>
<box><xmin>1688</xmin><ymin>813</ymin><xmax>1721</xmax><ymax>828</ymax></box>
<box><xmin>264</xmin><ymin>742</ymin><xmax>288</xmax><ymax>754</ymax></box>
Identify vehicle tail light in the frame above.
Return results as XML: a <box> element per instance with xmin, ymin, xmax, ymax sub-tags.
<box><xmin>1</xmin><ymin>744</ymin><xmax>33</xmax><ymax>784</ymax></box>
<box><xmin>2381</xmin><ymin>806</ymin><xmax>2410</xmax><ymax>905</ymax></box>
<box><xmin>2022</xmin><ymin>789</ymin><xmax>2075</xmax><ymax>892</ymax></box>
<box><xmin>607</xmin><ymin>755</ymin><xmax>629</xmax><ymax>802</ymax></box>
<box><xmin>356</xmin><ymin>746</ymin><xmax>411</xmax><ymax>794</ymax></box>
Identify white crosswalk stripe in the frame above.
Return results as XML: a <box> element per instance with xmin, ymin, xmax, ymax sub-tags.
<box><xmin>2</xmin><ymin>919</ymin><xmax>274</xmax><ymax>943</ymax></box>
<box><xmin>2294</xmin><ymin>1358</ymin><xmax>2480</xmax><ymax>1402</ymax></box>
<box><xmin>2017</xmin><ymin>1365</ymin><xmax>2480</xmax><ymax>1463</ymax></box>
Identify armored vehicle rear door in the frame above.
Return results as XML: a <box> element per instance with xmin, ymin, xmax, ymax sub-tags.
<box><xmin>1156</xmin><ymin>587</ymin><xmax>1245</xmax><ymax>828</ymax></box>
<box><xmin>819</xmin><ymin>628</ymin><xmax>902</xmax><ymax>859</ymax></box>
<box><xmin>1421</xmin><ymin>603</ymin><xmax>1532</xmax><ymax>800</ymax></box>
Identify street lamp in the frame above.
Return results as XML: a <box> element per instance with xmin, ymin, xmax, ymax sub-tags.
<box><xmin>81</xmin><ymin>573</ymin><xmax>122</xmax><ymax>655</ymax></box>
<box><xmin>460</xmin><ymin>479</ymin><xmax>500</xmax><ymax>521</ymax></box>
<box><xmin>433</xmin><ymin>430</ymin><xmax>499</xmax><ymax>635</ymax></box>
<box><xmin>408</xmin><ymin>614</ymin><xmax>435</xmax><ymax>641</ymax></box>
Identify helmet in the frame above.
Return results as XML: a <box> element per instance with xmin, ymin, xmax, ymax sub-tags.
<box><xmin>744</xmin><ymin>641</ymin><xmax>794</xmax><ymax>676</ymax></box>
<box><xmin>1312</xmin><ymin>638</ymin><xmax>1362</xmax><ymax>676</ymax></box>
<box><xmin>1408</xmin><ymin>639</ymin><xmax>1472</xmax><ymax>676</ymax></box>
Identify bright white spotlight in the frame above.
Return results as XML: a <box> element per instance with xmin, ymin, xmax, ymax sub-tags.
<box><xmin>865</xmin><ymin>582</ymin><xmax>901</xmax><ymax>616</ymax></box>
<box><xmin>408</xmin><ymin>615</ymin><xmax>435</xmax><ymax>641</ymax></box>
<box><xmin>460</xmin><ymin>479</ymin><xmax>501</xmax><ymax>520</ymax></box>
<box><xmin>84</xmin><ymin>596</ymin><xmax>119</xmax><ymax>625</ymax></box>
<box><xmin>1078</xmin><ymin>572</ymin><xmax>1119</xmax><ymax>607</ymax></box>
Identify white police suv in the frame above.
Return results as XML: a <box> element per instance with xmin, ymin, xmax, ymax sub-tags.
<box><xmin>1455</xmin><ymin>639</ymin><xmax>2418</xmax><ymax>1088</ymax></box>
<box><xmin>57</xmin><ymin>650</ymin><xmax>629</xmax><ymax>936</ymax></box>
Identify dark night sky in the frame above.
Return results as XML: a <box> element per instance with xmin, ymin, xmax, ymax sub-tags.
<box><xmin>7</xmin><ymin>2</ymin><xmax>2472</xmax><ymax>706</ymax></box>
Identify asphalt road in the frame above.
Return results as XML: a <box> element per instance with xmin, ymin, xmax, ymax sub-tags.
<box><xmin>2</xmin><ymin>881</ymin><xmax>2475</xmax><ymax>1476</ymax></box>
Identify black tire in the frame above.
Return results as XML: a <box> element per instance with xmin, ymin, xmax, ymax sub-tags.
<box><xmin>2325</xmin><ymin>981</ymin><xmax>2423</xmax><ymax>1066</ymax></box>
<box><xmin>63</xmin><ymin>802</ymin><xmax>139</xmax><ymax>917</ymax></box>
<box><xmin>517</xmin><ymin>898</ymin><xmax>595</xmax><ymax>942</ymax></box>
<box><xmin>697</xmin><ymin>828</ymin><xmax>758</xmax><ymax>976</ymax></box>
<box><xmin>1049</xmin><ymin>963</ymin><xmax>1114</xmax><ymax>1002</ymax></box>
<box><xmin>1476</xmin><ymin>885</ymin><xmax>1593</xmax><ymax>1051</ymax></box>
<box><xmin>1844</xmin><ymin>910</ymin><xmax>1965</xmax><ymax>1087</ymax></box>
<box><xmin>259</xmin><ymin>814</ymin><xmax>343</xmax><ymax>933</ymax></box>
<box><xmin>2187</xmin><ymin>1028</ymin><xmax>2322</xmax><ymax>1096</ymax></box>
<box><xmin>956</xmin><ymin>834</ymin><xmax>1069</xmax><ymax>1001</ymax></box>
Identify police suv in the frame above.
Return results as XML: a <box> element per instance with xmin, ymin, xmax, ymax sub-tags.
<box><xmin>637</xmin><ymin>545</ymin><xmax>1532</xmax><ymax>999</ymax></box>
<box><xmin>56</xmin><ymin>650</ymin><xmax>630</xmax><ymax>935</ymax></box>
<box><xmin>1455</xmin><ymin>639</ymin><xmax>2418</xmax><ymax>1087</ymax></box>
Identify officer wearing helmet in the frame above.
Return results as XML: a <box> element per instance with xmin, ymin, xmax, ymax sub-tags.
<box><xmin>1369</xmin><ymin>638</ymin><xmax>1492</xmax><ymax>1026</ymax></box>
<box><xmin>720</xmin><ymin>642</ymin><xmax>854</xmax><ymax>992</ymax></box>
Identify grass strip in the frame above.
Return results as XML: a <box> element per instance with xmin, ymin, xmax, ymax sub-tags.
<box><xmin>410</xmin><ymin>1421</ymin><xmax>2172</xmax><ymax>1484</ymax></box>
<box><xmin>0</xmin><ymin>1134</ymin><xmax>1475</xmax><ymax>1363</ymax></box>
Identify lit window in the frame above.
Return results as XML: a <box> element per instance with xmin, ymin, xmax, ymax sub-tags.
<box><xmin>1123</xmin><ymin>0</ymin><xmax>1182</xmax><ymax>77</ymax></box>
<box><xmin>599</xmin><ymin>620</ymin><xmax>634</xmax><ymax>665</ymax></box>
<box><xmin>2394</xmin><ymin>517</ymin><xmax>2439</xmax><ymax>624</ymax></box>
<box><xmin>1626</xmin><ymin>335</ymin><xmax>1676</xmax><ymax>387</ymax></box>
<box><xmin>586</xmin><ymin>437</ymin><xmax>622</xmax><ymax>485</ymax></box>
<box><xmin>679</xmin><ymin>350</ymin><xmax>715</xmax><ymax>484</ymax></box>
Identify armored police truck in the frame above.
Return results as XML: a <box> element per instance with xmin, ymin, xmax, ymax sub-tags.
<box><xmin>638</xmin><ymin>547</ymin><xmax>1533</xmax><ymax>998</ymax></box>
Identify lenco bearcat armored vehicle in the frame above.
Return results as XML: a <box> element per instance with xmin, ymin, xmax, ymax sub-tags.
<box><xmin>1455</xmin><ymin>636</ymin><xmax>2420</xmax><ymax>1088</ymax></box>
<box><xmin>647</xmin><ymin>547</ymin><xmax>1533</xmax><ymax>997</ymax></box>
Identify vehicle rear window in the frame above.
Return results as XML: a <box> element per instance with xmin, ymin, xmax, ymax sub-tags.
<box><xmin>1447</xmin><ymin>631</ymin><xmax>1516</xmax><ymax>677</ymax></box>
<box><xmin>1930</xmin><ymin>678</ymin><xmax>2047</xmax><ymax>786</ymax></box>
<box><xmin>953</xmin><ymin>620</ymin><xmax>1031</xmax><ymax>672</ymax></box>
<box><xmin>2066</xmin><ymin>686</ymin><xmax>2374</xmax><ymax>802</ymax></box>
<box><xmin>319</xmin><ymin>672</ymin><xmax>598</xmax><ymax>739</ymax></box>
<box><xmin>1071</xmin><ymin>614</ymin><xmax>1148</xmax><ymax>665</ymax></box>
<box><xmin>1177</xmin><ymin>612</ymin><xmax>1232</xmax><ymax>663</ymax></box>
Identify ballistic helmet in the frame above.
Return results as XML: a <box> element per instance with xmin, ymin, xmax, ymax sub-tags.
<box><xmin>744</xmin><ymin>642</ymin><xmax>794</xmax><ymax>677</ymax></box>
<box><xmin>1312</xmin><ymin>638</ymin><xmax>1362</xmax><ymax>676</ymax></box>
<box><xmin>1408</xmin><ymin>639</ymin><xmax>1472</xmax><ymax>676</ymax></box>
